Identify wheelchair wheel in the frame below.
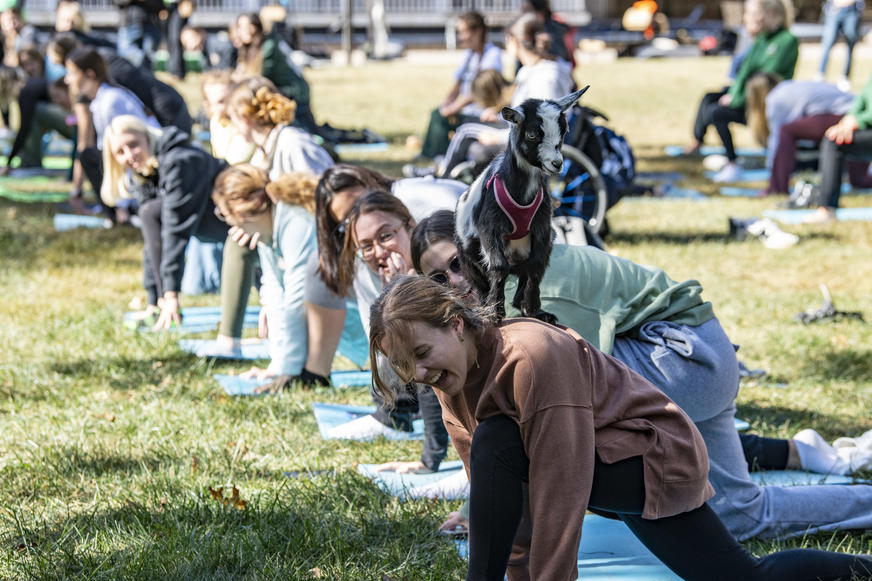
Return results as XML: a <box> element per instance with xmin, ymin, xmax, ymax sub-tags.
<box><xmin>550</xmin><ymin>144</ymin><xmax>609</xmax><ymax>235</ymax></box>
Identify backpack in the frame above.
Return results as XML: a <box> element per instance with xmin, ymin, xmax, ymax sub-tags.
<box><xmin>591</xmin><ymin>124</ymin><xmax>636</xmax><ymax>208</ymax></box>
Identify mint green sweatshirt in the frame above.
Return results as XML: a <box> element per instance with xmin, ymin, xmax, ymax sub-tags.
<box><xmin>504</xmin><ymin>245</ymin><xmax>715</xmax><ymax>354</ymax></box>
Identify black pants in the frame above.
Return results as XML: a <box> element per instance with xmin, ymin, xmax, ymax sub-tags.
<box><xmin>819</xmin><ymin>129</ymin><xmax>872</xmax><ymax>209</ymax></box>
<box><xmin>739</xmin><ymin>433</ymin><xmax>789</xmax><ymax>470</ymax></box>
<box><xmin>692</xmin><ymin>90</ymin><xmax>747</xmax><ymax>161</ymax></box>
<box><xmin>467</xmin><ymin>415</ymin><xmax>872</xmax><ymax>581</ymax></box>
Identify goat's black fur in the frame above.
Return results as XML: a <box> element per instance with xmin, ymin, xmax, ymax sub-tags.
<box><xmin>454</xmin><ymin>87</ymin><xmax>588</xmax><ymax>322</ymax></box>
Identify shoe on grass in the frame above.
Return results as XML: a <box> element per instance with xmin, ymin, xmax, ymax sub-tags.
<box><xmin>711</xmin><ymin>162</ymin><xmax>743</xmax><ymax>183</ymax></box>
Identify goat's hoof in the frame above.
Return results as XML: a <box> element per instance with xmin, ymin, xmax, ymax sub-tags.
<box><xmin>532</xmin><ymin>310</ymin><xmax>559</xmax><ymax>326</ymax></box>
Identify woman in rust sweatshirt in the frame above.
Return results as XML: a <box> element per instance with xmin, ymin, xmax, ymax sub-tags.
<box><xmin>368</xmin><ymin>276</ymin><xmax>872</xmax><ymax>581</ymax></box>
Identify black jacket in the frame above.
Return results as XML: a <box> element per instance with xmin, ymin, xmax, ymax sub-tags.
<box><xmin>153</xmin><ymin>127</ymin><xmax>228</xmax><ymax>295</ymax></box>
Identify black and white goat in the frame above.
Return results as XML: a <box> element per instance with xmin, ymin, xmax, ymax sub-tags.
<box><xmin>455</xmin><ymin>87</ymin><xmax>588</xmax><ymax>322</ymax></box>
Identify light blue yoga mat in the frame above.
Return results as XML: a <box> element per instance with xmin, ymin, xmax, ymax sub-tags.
<box><xmin>334</xmin><ymin>142</ymin><xmax>389</xmax><ymax>154</ymax></box>
<box><xmin>734</xmin><ymin>418</ymin><xmax>750</xmax><ymax>431</ymax></box>
<box><xmin>215</xmin><ymin>370</ymin><xmax>372</xmax><ymax>395</ymax></box>
<box><xmin>749</xmin><ymin>469</ymin><xmax>858</xmax><ymax>486</ymax></box>
<box><xmin>313</xmin><ymin>402</ymin><xmax>425</xmax><ymax>440</ymax></box>
<box><xmin>763</xmin><ymin>207</ymin><xmax>872</xmax><ymax>224</ymax></box>
<box><xmin>338</xmin><ymin>301</ymin><xmax>369</xmax><ymax>368</ymax></box>
<box><xmin>720</xmin><ymin>186</ymin><xmax>763</xmax><ymax>198</ymax></box>
<box><xmin>358</xmin><ymin>460</ymin><xmax>465</xmax><ymax>498</ymax></box>
<box><xmin>705</xmin><ymin>168</ymin><xmax>770</xmax><ymax>182</ymax></box>
<box><xmin>634</xmin><ymin>171</ymin><xmax>686</xmax><ymax>183</ymax></box>
<box><xmin>456</xmin><ymin>514</ymin><xmax>682</xmax><ymax>580</ymax></box>
<box><xmin>664</xmin><ymin>145</ymin><xmax>766</xmax><ymax>158</ymax></box>
<box><xmin>178</xmin><ymin>338</ymin><xmax>270</xmax><ymax>360</ymax></box>
<box><xmin>53</xmin><ymin>213</ymin><xmax>112</xmax><ymax>231</ymax></box>
<box><xmin>124</xmin><ymin>306</ymin><xmax>260</xmax><ymax>334</ymax></box>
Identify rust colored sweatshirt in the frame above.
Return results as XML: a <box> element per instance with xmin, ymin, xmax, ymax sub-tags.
<box><xmin>437</xmin><ymin>319</ymin><xmax>714</xmax><ymax>581</ymax></box>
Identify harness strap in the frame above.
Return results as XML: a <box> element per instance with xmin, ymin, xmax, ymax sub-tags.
<box><xmin>488</xmin><ymin>173</ymin><xmax>544</xmax><ymax>240</ymax></box>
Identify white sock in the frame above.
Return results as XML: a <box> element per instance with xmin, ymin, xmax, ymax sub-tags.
<box><xmin>794</xmin><ymin>428</ymin><xmax>850</xmax><ymax>475</ymax></box>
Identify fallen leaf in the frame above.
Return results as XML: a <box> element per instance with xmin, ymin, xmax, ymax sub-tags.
<box><xmin>191</xmin><ymin>456</ymin><xmax>199</xmax><ymax>474</ymax></box>
<box><xmin>91</xmin><ymin>412</ymin><xmax>115</xmax><ymax>422</ymax></box>
<box><xmin>152</xmin><ymin>361</ymin><xmax>164</xmax><ymax>370</ymax></box>
<box><xmin>207</xmin><ymin>485</ymin><xmax>247</xmax><ymax>510</ymax></box>
<box><xmin>309</xmin><ymin>567</ymin><xmax>323</xmax><ymax>578</ymax></box>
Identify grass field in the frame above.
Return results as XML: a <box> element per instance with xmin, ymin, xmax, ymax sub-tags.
<box><xmin>1</xmin><ymin>45</ymin><xmax>872</xmax><ymax>579</ymax></box>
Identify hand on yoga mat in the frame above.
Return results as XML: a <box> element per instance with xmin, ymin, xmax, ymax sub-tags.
<box><xmin>240</xmin><ymin>366</ymin><xmax>274</xmax><ymax>381</ymax></box>
<box><xmin>374</xmin><ymin>461</ymin><xmax>430</xmax><ymax>474</ymax></box>
<box><xmin>155</xmin><ymin>293</ymin><xmax>182</xmax><ymax>330</ymax></box>
<box><xmin>252</xmin><ymin>375</ymin><xmax>294</xmax><ymax>394</ymax></box>
<box><xmin>438</xmin><ymin>511</ymin><xmax>469</xmax><ymax>535</ymax></box>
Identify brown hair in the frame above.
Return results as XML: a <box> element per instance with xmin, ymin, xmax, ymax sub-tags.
<box><xmin>471</xmin><ymin>69</ymin><xmax>509</xmax><ymax>110</ymax></box>
<box><xmin>17</xmin><ymin>46</ymin><xmax>45</xmax><ymax>76</ymax></box>
<box><xmin>410</xmin><ymin>210</ymin><xmax>456</xmax><ymax>273</ymax></box>
<box><xmin>370</xmin><ymin>275</ymin><xmax>486</xmax><ymax>405</ymax></box>
<box><xmin>46</xmin><ymin>34</ymin><xmax>80</xmax><ymax>64</ymax></box>
<box><xmin>227</xmin><ymin>75</ymin><xmax>297</xmax><ymax>128</ymax></box>
<box><xmin>314</xmin><ymin>165</ymin><xmax>395</xmax><ymax>295</ymax></box>
<box><xmin>457</xmin><ymin>11</ymin><xmax>487</xmax><ymax>45</ymax></box>
<box><xmin>506</xmin><ymin>12</ymin><xmax>552</xmax><ymax>59</ymax></box>
<box><xmin>212</xmin><ymin>164</ymin><xmax>319</xmax><ymax>224</ymax></box>
<box><xmin>66</xmin><ymin>46</ymin><xmax>110</xmax><ymax>84</ymax></box>
<box><xmin>745</xmin><ymin>73</ymin><xmax>780</xmax><ymax>146</ymax></box>
<box><xmin>235</xmin><ymin>12</ymin><xmax>265</xmax><ymax>73</ymax></box>
<box><xmin>342</xmin><ymin>190</ymin><xmax>415</xmax><ymax>287</ymax></box>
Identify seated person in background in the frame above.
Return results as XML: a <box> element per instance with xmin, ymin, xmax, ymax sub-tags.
<box><xmin>686</xmin><ymin>0</ymin><xmax>797</xmax><ymax>183</ymax></box>
<box><xmin>211</xmin><ymin>165</ymin><xmax>320</xmax><ymax>391</ymax></box>
<box><xmin>521</xmin><ymin>0</ymin><xmax>576</xmax><ymax>70</ymax></box>
<box><xmin>411</xmin><ymin>11</ymin><xmax>502</xmax><ymax>163</ymax></box>
<box><xmin>369</xmin><ymin>275</ymin><xmax>872</xmax><ymax>581</ymax></box>
<box><xmin>806</xmin><ymin>72</ymin><xmax>872</xmax><ymax>224</ymax></box>
<box><xmin>744</xmin><ymin>73</ymin><xmax>862</xmax><ymax>197</ymax></box>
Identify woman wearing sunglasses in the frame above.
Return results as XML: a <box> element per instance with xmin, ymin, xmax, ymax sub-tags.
<box><xmin>368</xmin><ymin>275</ymin><xmax>872</xmax><ymax>581</ymax></box>
<box><xmin>406</xmin><ymin>209</ymin><xmax>872</xmax><ymax>543</ymax></box>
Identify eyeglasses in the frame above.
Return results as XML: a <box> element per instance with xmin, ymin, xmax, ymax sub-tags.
<box><xmin>214</xmin><ymin>205</ymin><xmax>228</xmax><ymax>223</ymax></box>
<box><xmin>428</xmin><ymin>255</ymin><xmax>463</xmax><ymax>286</ymax></box>
<box><xmin>355</xmin><ymin>223</ymin><xmax>405</xmax><ymax>259</ymax></box>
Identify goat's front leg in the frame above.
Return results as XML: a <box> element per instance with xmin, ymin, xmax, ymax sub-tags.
<box><xmin>521</xmin><ymin>220</ymin><xmax>557</xmax><ymax>325</ymax></box>
<box><xmin>479</xmin><ymin>233</ymin><xmax>511</xmax><ymax>320</ymax></box>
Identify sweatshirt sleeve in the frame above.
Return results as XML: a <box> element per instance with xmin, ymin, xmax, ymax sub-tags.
<box><xmin>260</xmin><ymin>209</ymin><xmax>316</xmax><ymax>376</ymax></box>
<box><xmin>158</xmin><ymin>157</ymin><xmax>209</xmax><ymax>294</ymax></box>
<box><xmin>850</xmin><ymin>79</ymin><xmax>872</xmax><ymax>129</ymax></box>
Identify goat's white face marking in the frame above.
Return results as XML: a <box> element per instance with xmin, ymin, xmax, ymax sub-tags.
<box><xmin>536</xmin><ymin>102</ymin><xmax>564</xmax><ymax>174</ymax></box>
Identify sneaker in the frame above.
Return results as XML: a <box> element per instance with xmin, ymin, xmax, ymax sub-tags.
<box><xmin>746</xmin><ymin>218</ymin><xmax>799</xmax><ymax>249</ymax></box>
<box><xmin>783</xmin><ymin>180</ymin><xmax>816</xmax><ymax>209</ymax></box>
<box><xmin>837</xmin><ymin>77</ymin><xmax>852</xmax><ymax>92</ymax></box>
<box><xmin>711</xmin><ymin>162</ymin><xmax>743</xmax><ymax>183</ymax></box>
<box><xmin>703</xmin><ymin>154</ymin><xmax>729</xmax><ymax>171</ymax></box>
<box><xmin>325</xmin><ymin>413</ymin><xmax>410</xmax><ymax>440</ymax></box>
<box><xmin>801</xmin><ymin>207</ymin><xmax>837</xmax><ymax>224</ymax></box>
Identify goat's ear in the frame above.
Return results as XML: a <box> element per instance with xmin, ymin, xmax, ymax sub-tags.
<box><xmin>501</xmin><ymin>106</ymin><xmax>524</xmax><ymax>125</ymax></box>
<box><xmin>556</xmin><ymin>85</ymin><xmax>590</xmax><ymax>112</ymax></box>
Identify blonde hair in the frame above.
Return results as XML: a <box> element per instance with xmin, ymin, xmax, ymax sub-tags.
<box><xmin>201</xmin><ymin>68</ymin><xmax>234</xmax><ymax>119</ymax></box>
<box><xmin>369</xmin><ymin>275</ymin><xmax>486</xmax><ymax>405</ymax></box>
<box><xmin>101</xmin><ymin>115</ymin><xmax>162</xmax><ymax>206</ymax></box>
<box><xmin>211</xmin><ymin>164</ymin><xmax>318</xmax><ymax>224</ymax></box>
<box><xmin>471</xmin><ymin>69</ymin><xmax>509</xmax><ymax>109</ymax></box>
<box><xmin>745</xmin><ymin>73</ymin><xmax>780</xmax><ymax>146</ymax></box>
<box><xmin>56</xmin><ymin>0</ymin><xmax>89</xmax><ymax>32</ymax></box>
<box><xmin>227</xmin><ymin>75</ymin><xmax>297</xmax><ymax>129</ymax></box>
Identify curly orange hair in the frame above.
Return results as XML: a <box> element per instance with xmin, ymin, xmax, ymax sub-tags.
<box><xmin>227</xmin><ymin>75</ymin><xmax>297</xmax><ymax>129</ymax></box>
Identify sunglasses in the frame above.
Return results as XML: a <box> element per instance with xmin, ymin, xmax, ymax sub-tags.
<box><xmin>428</xmin><ymin>255</ymin><xmax>462</xmax><ymax>286</ymax></box>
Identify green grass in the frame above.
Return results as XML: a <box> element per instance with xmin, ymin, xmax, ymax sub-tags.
<box><xmin>2</xmin><ymin>48</ymin><xmax>872</xmax><ymax>578</ymax></box>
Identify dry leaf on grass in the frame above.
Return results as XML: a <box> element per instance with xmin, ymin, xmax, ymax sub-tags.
<box><xmin>208</xmin><ymin>485</ymin><xmax>247</xmax><ymax>510</ymax></box>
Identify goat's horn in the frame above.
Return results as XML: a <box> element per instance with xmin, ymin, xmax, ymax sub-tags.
<box><xmin>556</xmin><ymin>86</ymin><xmax>590</xmax><ymax>111</ymax></box>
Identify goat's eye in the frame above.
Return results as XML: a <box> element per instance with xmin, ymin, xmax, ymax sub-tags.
<box><xmin>525</xmin><ymin>130</ymin><xmax>537</xmax><ymax>141</ymax></box>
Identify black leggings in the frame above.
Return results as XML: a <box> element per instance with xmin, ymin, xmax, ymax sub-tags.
<box><xmin>740</xmin><ymin>433</ymin><xmax>789</xmax><ymax>470</ymax></box>
<box><xmin>467</xmin><ymin>415</ymin><xmax>872</xmax><ymax>581</ymax></box>
<box><xmin>692</xmin><ymin>90</ymin><xmax>747</xmax><ymax>162</ymax></box>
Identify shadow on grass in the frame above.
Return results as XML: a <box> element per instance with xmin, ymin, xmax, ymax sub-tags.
<box><xmin>48</xmin><ymin>353</ymin><xmax>197</xmax><ymax>392</ymax></box>
<box><xmin>608</xmin><ymin>229</ymin><xmax>728</xmax><ymax>245</ymax></box>
<box><xmin>1</xmin><ymin>472</ymin><xmax>463</xmax><ymax>580</ymax></box>
<box><xmin>798</xmin><ymin>347</ymin><xmax>872</xmax><ymax>383</ymax></box>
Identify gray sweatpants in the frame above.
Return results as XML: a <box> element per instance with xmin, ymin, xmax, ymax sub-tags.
<box><xmin>613</xmin><ymin>318</ymin><xmax>872</xmax><ymax>541</ymax></box>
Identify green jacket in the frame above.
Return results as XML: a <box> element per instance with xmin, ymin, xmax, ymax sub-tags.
<box><xmin>261</xmin><ymin>37</ymin><xmax>310</xmax><ymax>107</ymax></box>
<box><xmin>849</xmin><ymin>76</ymin><xmax>872</xmax><ymax>129</ymax></box>
<box><xmin>504</xmin><ymin>245</ymin><xmax>715</xmax><ymax>354</ymax></box>
<box><xmin>727</xmin><ymin>27</ymin><xmax>798</xmax><ymax>110</ymax></box>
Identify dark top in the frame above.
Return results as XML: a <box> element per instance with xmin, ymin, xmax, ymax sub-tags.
<box><xmin>151</xmin><ymin>127</ymin><xmax>228</xmax><ymax>294</ymax></box>
<box><xmin>6</xmin><ymin>78</ymin><xmax>51</xmax><ymax>165</ymax></box>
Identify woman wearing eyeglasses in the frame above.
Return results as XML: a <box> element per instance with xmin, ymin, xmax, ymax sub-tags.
<box><xmin>102</xmin><ymin>115</ymin><xmax>229</xmax><ymax>329</ymax></box>
<box><xmin>211</xmin><ymin>165</ymin><xmax>319</xmax><ymax>390</ymax></box>
<box><xmin>406</xmin><ymin>209</ymin><xmax>872</xmax><ymax>543</ymax></box>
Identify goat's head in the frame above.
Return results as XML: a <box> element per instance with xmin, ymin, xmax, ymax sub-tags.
<box><xmin>501</xmin><ymin>86</ymin><xmax>589</xmax><ymax>174</ymax></box>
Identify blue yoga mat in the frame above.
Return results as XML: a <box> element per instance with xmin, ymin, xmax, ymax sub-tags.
<box><xmin>124</xmin><ymin>306</ymin><xmax>260</xmax><ymax>334</ymax></box>
<box><xmin>720</xmin><ymin>186</ymin><xmax>763</xmax><ymax>198</ymax></box>
<box><xmin>53</xmin><ymin>213</ymin><xmax>112</xmax><ymax>231</ymax></box>
<box><xmin>358</xmin><ymin>460</ymin><xmax>465</xmax><ymax>498</ymax></box>
<box><xmin>313</xmin><ymin>402</ymin><xmax>425</xmax><ymax>440</ymax></box>
<box><xmin>763</xmin><ymin>207</ymin><xmax>872</xmax><ymax>224</ymax></box>
<box><xmin>734</xmin><ymin>418</ymin><xmax>750</xmax><ymax>431</ymax></box>
<box><xmin>456</xmin><ymin>513</ymin><xmax>682</xmax><ymax>580</ymax></box>
<box><xmin>338</xmin><ymin>301</ymin><xmax>370</xmax><ymax>368</ymax></box>
<box><xmin>664</xmin><ymin>145</ymin><xmax>766</xmax><ymax>158</ymax></box>
<box><xmin>705</xmin><ymin>168</ymin><xmax>770</xmax><ymax>182</ymax></box>
<box><xmin>634</xmin><ymin>171</ymin><xmax>686</xmax><ymax>183</ymax></box>
<box><xmin>749</xmin><ymin>469</ymin><xmax>858</xmax><ymax>486</ymax></box>
<box><xmin>215</xmin><ymin>370</ymin><xmax>372</xmax><ymax>395</ymax></box>
<box><xmin>334</xmin><ymin>142</ymin><xmax>389</xmax><ymax>154</ymax></box>
<box><xmin>178</xmin><ymin>338</ymin><xmax>270</xmax><ymax>360</ymax></box>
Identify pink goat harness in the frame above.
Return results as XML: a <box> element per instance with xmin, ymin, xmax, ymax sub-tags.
<box><xmin>488</xmin><ymin>173</ymin><xmax>544</xmax><ymax>240</ymax></box>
